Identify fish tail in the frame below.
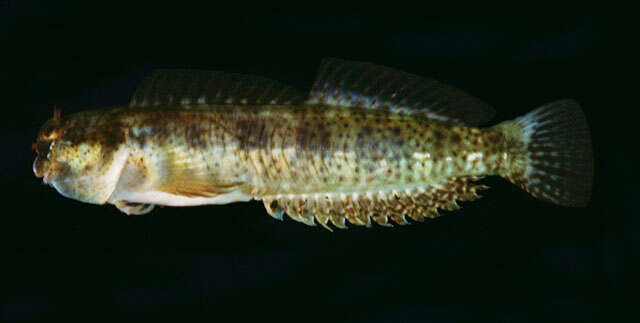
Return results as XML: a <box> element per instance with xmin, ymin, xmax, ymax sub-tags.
<box><xmin>496</xmin><ymin>100</ymin><xmax>593</xmax><ymax>207</ymax></box>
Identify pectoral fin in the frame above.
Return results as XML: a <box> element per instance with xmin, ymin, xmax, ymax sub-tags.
<box><xmin>158</xmin><ymin>179</ymin><xmax>245</xmax><ymax>198</ymax></box>
<box><xmin>154</xmin><ymin>146</ymin><xmax>247</xmax><ymax>198</ymax></box>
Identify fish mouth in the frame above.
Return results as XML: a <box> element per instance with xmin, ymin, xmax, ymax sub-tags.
<box><xmin>33</xmin><ymin>158</ymin><xmax>45</xmax><ymax>178</ymax></box>
<box><xmin>33</xmin><ymin>156</ymin><xmax>56</xmax><ymax>184</ymax></box>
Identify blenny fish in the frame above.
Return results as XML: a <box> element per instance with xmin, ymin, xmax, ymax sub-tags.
<box><xmin>32</xmin><ymin>58</ymin><xmax>593</xmax><ymax>230</ymax></box>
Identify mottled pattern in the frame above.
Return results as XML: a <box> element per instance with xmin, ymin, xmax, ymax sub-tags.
<box><xmin>32</xmin><ymin>108</ymin><xmax>130</xmax><ymax>203</ymax></box>
<box><xmin>33</xmin><ymin>60</ymin><xmax>593</xmax><ymax>227</ymax></box>
<box><xmin>112</xmin><ymin>104</ymin><xmax>505</xmax><ymax>226</ymax></box>
<box><xmin>34</xmin><ymin>103</ymin><xmax>512</xmax><ymax>226</ymax></box>
<box><xmin>117</xmin><ymin>106</ymin><xmax>253</xmax><ymax>198</ymax></box>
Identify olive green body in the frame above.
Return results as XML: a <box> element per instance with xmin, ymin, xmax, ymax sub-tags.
<box><xmin>33</xmin><ymin>59</ymin><xmax>593</xmax><ymax>226</ymax></box>
<box><xmin>114</xmin><ymin>104</ymin><xmax>508</xmax><ymax>199</ymax></box>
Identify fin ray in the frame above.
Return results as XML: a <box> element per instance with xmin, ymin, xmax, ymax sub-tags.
<box><xmin>156</xmin><ymin>148</ymin><xmax>246</xmax><ymax>198</ymax></box>
<box><xmin>130</xmin><ymin>69</ymin><xmax>306</xmax><ymax>107</ymax></box>
<box><xmin>261</xmin><ymin>177</ymin><xmax>487</xmax><ymax>230</ymax></box>
<box><xmin>307</xmin><ymin>58</ymin><xmax>495</xmax><ymax>126</ymax></box>
<box><xmin>498</xmin><ymin>100</ymin><xmax>593</xmax><ymax>206</ymax></box>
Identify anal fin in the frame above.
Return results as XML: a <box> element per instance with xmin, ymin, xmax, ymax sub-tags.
<box><xmin>261</xmin><ymin>176</ymin><xmax>488</xmax><ymax>230</ymax></box>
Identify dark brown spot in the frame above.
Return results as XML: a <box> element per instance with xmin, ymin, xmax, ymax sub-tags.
<box><xmin>487</xmin><ymin>131</ymin><xmax>502</xmax><ymax>144</ymax></box>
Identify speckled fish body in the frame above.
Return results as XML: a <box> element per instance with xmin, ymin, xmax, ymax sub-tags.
<box><xmin>108</xmin><ymin>105</ymin><xmax>500</xmax><ymax>226</ymax></box>
<box><xmin>33</xmin><ymin>58</ymin><xmax>593</xmax><ymax>230</ymax></box>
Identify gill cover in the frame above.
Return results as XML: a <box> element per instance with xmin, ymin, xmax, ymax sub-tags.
<box><xmin>48</xmin><ymin>145</ymin><xmax>129</xmax><ymax>204</ymax></box>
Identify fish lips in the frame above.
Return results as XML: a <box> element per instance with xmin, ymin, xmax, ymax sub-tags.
<box><xmin>33</xmin><ymin>156</ymin><xmax>48</xmax><ymax>181</ymax></box>
<box><xmin>33</xmin><ymin>155</ymin><xmax>68</xmax><ymax>185</ymax></box>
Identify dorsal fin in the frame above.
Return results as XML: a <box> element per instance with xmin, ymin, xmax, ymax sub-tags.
<box><xmin>306</xmin><ymin>57</ymin><xmax>495</xmax><ymax>126</ymax></box>
<box><xmin>129</xmin><ymin>69</ymin><xmax>306</xmax><ymax>107</ymax></box>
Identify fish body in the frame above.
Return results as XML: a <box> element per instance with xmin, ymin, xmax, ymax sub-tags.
<box><xmin>33</xmin><ymin>58</ymin><xmax>593</xmax><ymax>229</ymax></box>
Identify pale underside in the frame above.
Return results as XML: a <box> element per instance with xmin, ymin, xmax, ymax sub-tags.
<box><xmin>109</xmin><ymin>170</ymin><xmax>486</xmax><ymax>230</ymax></box>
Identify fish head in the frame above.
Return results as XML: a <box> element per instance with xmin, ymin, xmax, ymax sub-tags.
<box><xmin>33</xmin><ymin>107</ymin><xmax>129</xmax><ymax>204</ymax></box>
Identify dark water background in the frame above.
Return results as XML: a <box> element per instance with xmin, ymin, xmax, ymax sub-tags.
<box><xmin>2</xmin><ymin>3</ymin><xmax>627</xmax><ymax>322</ymax></box>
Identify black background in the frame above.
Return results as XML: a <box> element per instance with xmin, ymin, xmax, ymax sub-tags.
<box><xmin>2</xmin><ymin>2</ymin><xmax>628</xmax><ymax>322</ymax></box>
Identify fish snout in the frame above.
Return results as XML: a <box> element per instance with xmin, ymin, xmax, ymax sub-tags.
<box><xmin>33</xmin><ymin>157</ymin><xmax>47</xmax><ymax>179</ymax></box>
<box><xmin>33</xmin><ymin>155</ymin><xmax>67</xmax><ymax>185</ymax></box>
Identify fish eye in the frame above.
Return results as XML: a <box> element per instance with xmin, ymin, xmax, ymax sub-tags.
<box><xmin>39</xmin><ymin>118</ymin><xmax>63</xmax><ymax>140</ymax></box>
<box><xmin>41</xmin><ymin>128</ymin><xmax>59</xmax><ymax>141</ymax></box>
<box><xmin>32</xmin><ymin>137</ymin><xmax>55</xmax><ymax>157</ymax></box>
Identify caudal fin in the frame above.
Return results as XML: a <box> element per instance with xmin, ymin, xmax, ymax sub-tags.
<box><xmin>501</xmin><ymin>100</ymin><xmax>593</xmax><ymax>207</ymax></box>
